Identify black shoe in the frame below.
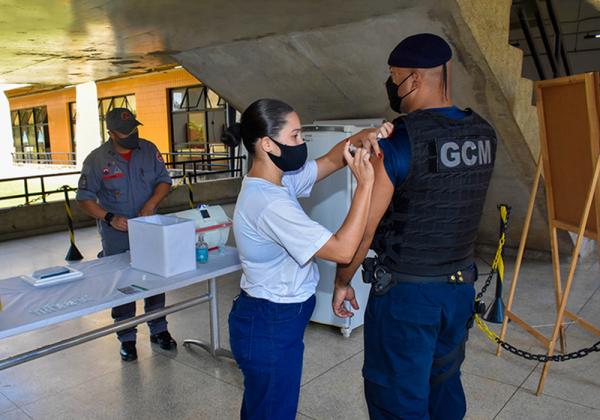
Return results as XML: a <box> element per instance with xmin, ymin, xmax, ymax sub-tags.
<box><xmin>150</xmin><ymin>331</ymin><xmax>177</xmax><ymax>350</ymax></box>
<box><xmin>120</xmin><ymin>341</ymin><xmax>137</xmax><ymax>361</ymax></box>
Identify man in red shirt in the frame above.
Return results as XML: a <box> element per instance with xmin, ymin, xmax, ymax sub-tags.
<box><xmin>77</xmin><ymin>108</ymin><xmax>176</xmax><ymax>361</ymax></box>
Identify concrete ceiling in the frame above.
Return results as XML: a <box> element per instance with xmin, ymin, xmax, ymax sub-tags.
<box><xmin>0</xmin><ymin>0</ymin><xmax>417</xmax><ymax>87</ymax></box>
<box><xmin>509</xmin><ymin>0</ymin><xmax>600</xmax><ymax>79</ymax></box>
<box><xmin>0</xmin><ymin>0</ymin><xmax>562</xmax><ymax>251</ymax></box>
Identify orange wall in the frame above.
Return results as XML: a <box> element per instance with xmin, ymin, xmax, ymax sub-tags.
<box><xmin>8</xmin><ymin>68</ymin><xmax>202</xmax><ymax>161</ymax></box>
<box><xmin>9</xmin><ymin>88</ymin><xmax>76</xmax><ymax>160</ymax></box>
<box><xmin>96</xmin><ymin>68</ymin><xmax>201</xmax><ymax>153</ymax></box>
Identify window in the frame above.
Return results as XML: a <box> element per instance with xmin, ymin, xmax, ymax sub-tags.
<box><xmin>98</xmin><ymin>94</ymin><xmax>136</xmax><ymax>142</ymax></box>
<box><xmin>69</xmin><ymin>102</ymin><xmax>76</xmax><ymax>154</ymax></box>
<box><xmin>169</xmin><ymin>86</ymin><xmax>228</xmax><ymax>158</ymax></box>
<box><xmin>11</xmin><ymin>106</ymin><xmax>51</xmax><ymax>163</ymax></box>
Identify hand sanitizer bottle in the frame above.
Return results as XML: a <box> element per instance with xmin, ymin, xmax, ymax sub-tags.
<box><xmin>196</xmin><ymin>234</ymin><xmax>209</xmax><ymax>264</ymax></box>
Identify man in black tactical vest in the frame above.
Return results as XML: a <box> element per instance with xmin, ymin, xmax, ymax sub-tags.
<box><xmin>333</xmin><ymin>33</ymin><xmax>497</xmax><ymax>419</ymax></box>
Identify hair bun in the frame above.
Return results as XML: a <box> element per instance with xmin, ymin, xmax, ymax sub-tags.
<box><xmin>221</xmin><ymin>122</ymin><xmax>242</xmax><ymax>148</ymax></box>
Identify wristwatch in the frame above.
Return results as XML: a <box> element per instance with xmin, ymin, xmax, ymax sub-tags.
<box><xmin>104</xmin><ymin>212</ymin><xmax>115</xmax><ymax>226</ymax></box>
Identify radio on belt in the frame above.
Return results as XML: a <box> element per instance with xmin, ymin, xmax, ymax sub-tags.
<box><xmin>170</xmin><ymin>205</ymin><xmax>232</xmax><ymax>252</ymax></box>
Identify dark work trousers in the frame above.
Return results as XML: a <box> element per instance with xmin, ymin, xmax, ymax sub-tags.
<box><xmin>228</xmin><ymin>290</ymin><xmax>316</xmax><ymax>420</ymax></box>
<box><xmin>363</xmin><ymin>281</ymin><xmax>475</xmax><ymax>420</ymax></box>
<box><xmin>101</xmin><ymin>226</ymin><xmax>168</xmax><ymax>343</ymax></box>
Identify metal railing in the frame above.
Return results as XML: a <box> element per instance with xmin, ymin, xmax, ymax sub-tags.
<box><xmin>0</xmin><ymin>171</ymin><xmax>81</xmax><ymax>206</ymax></box>
<box><xmin>513</xmin><ymin>0</ymin><xmax>572</xmax><ymax>80</ymax></box>
<box><xmin>163</xmin><ymin>143</ymin><xmax>228</xmax><ymax>163</ymax></box>
<box><xmin>0</xmin><ymin>152</ymin><xmax>245</xmax><ymax>208</ymax></box>
<box><xmin>12</xmin><ymin>151</ymin><xmax>77</xmax><ymax>166</ymax></box>
<box><xmin>165</xmin><ymin>154</ymin><xmax>244</xmax><ymax>182</ymax></box>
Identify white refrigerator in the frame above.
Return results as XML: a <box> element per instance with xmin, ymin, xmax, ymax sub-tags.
<box><xmin>300</xmin><ymin>119</ymin><xmax>384</xmax><ymax>337</ymax></box>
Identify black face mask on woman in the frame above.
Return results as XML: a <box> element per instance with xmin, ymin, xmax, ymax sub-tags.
<box><xmin>117</xmin><ymin>130</ymin><xmax>140</xmax><ymax>150</ymax></box>
<box><xmin>385</xmin><ymin>73</ymin><xmax>415</xmax><ymax>113</ymax></box>
<box><xmin>267</xmin><ymin>136</ymin><xmax>308</xmax><ymax>172</ymax></box>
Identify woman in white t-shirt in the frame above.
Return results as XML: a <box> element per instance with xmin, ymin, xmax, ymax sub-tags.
<box><xmin>226</xmin><ymin>98</ymin><xmax>392</xmax><ymax>420</ymax></box>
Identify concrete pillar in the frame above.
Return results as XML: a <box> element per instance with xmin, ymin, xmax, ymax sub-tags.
<box><xmin>0</xmin><ymin>91</ymin><xmax>13</xmax><ymax>170</ymax></box>
<box><xmin>75</xmin><ymin>82</ymin><xmax>101</xmax><ymax>169</ymax></box>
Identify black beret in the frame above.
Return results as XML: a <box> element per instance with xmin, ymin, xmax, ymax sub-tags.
<box><xmin>388</xmin><ymin>33</ymin><xmax>452</xmax><ymax>68</ymax></box>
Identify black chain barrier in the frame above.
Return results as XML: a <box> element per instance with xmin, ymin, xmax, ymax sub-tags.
<box><xmin>475</xmin><ymin>206</ymin><xmax>600</xmax><ymax>362</ymax></box>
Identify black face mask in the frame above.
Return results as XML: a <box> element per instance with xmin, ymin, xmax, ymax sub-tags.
<box><xmin>116</xmin><ymin>130</ymin><xmax>140</xmax><ymax>150</ymax></box>
<box><xmin>385</xmin><ymin>73</ymin><xmax>415</xmax><ymax>113</ymax></box>
<box><xmin>267</xmin><ymin>136</ymin><xmax>308</xmax><ymax>172</ymax></box>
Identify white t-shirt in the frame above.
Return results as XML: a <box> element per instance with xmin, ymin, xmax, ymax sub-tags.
<box><xmin>233</xmin><ymin>160</ymin><xmax>333</xmax><ymax>303</ymax></box>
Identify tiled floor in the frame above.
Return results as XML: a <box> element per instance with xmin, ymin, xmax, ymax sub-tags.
<box><xmin>1</xmin><ymin>227</ymin><xmax>599</xmax><ymax>419</ymax></box>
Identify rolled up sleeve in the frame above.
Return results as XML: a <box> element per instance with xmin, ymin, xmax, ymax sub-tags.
<box><xmin>152</xmin><ymin>145</ymin><xmax>172</xmax><ymax>185</ymax></box>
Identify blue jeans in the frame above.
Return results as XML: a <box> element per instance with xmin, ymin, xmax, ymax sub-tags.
<box><xmin>228</xmin><ymin>291</ymin><xmax>316</xmax><ymax>420</ymax></box>
<box><xmin>363</xmin><ymin>282</ymin><xmax>475</xmax><ymax>420</ymax></box>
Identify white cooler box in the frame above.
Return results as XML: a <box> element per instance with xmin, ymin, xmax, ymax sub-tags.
<box><xmin>170</xmin><ymin>205</ymin><xmax>233</xmax><ymax>250</ymax></box>
<box><xmin>128</xmin><ymin>215</ymin><xmax>196</xmax><ymax>277</ymax></box>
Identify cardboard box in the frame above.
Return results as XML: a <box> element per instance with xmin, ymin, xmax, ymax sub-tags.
<box><xmin>128</xmin><ymin>215</ymin><xmax>196</xmax><ymax>277</ymax></box>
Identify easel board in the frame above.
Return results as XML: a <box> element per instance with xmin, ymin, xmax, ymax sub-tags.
<box><xmin>498</xmin><ymin>72</ymin><xmax>600</xmax><ymax>396</ymax></box>
<box><xmin>536</xmin><ymin>74</ymin><xmax>600</xmax><ymax>237</ymax></box>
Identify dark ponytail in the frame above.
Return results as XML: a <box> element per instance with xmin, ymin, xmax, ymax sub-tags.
<box><xmin>221</xmin><ymin>122</ymin><xmax>241</xmax><ymax>148</ymax></box>
<box><xmin>222</xmin><ymin>98</ymin><xmax>294</xmax><ymax>155</ymax></box>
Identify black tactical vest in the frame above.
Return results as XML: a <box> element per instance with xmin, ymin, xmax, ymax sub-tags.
<box><xmin>372</xmin><ymin>108</ymin><xmax>497</xmax><ymax>276</ymax></box>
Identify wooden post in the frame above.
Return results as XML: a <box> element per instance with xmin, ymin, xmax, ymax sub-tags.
<box><xmin>549</xmin><ymin>225</ymin><xmax>567</xmax><ymax>353</ymax></box>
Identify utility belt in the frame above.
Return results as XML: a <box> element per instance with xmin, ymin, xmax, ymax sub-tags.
<box><xmin>362</xmin><ymin>257</ymin><xmax>477</xmax><ymax>296</ymax></box>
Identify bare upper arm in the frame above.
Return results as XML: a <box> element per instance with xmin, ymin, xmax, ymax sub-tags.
<box><xmin>365</xmin><ymin>155</ymin><xmax>395</xmax><ymax>239</ymax></box>
<box><xmin>315</xmin><ymin>156</ymin><xmax>394</xmax><ymax>264</ymax></box>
